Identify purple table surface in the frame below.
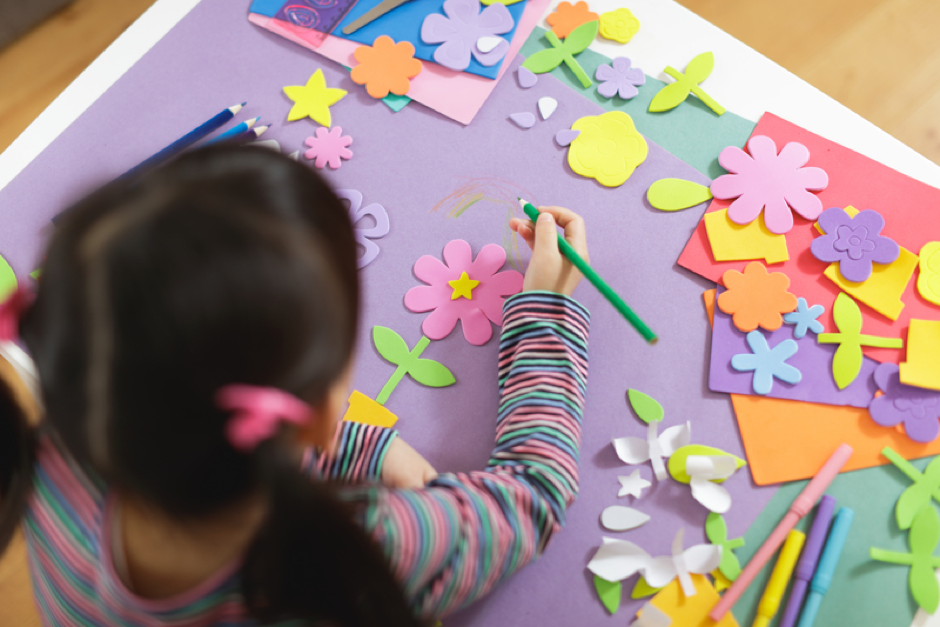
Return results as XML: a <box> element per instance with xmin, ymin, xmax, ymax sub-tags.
<box><xmin>0</xmin><ymin>1</ymin><xmax>779</xmax><ymax>623</ymax></box>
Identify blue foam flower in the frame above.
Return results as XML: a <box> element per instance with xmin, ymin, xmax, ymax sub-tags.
<box><xmin>783</xmin><ymin>297</ymin><xmax>825</xmax><ymax>339</ymax></box>
<box><xmin>731</xmin><ymin>330</ymin><xmax>802</xmax><ymax>394</ymax></box>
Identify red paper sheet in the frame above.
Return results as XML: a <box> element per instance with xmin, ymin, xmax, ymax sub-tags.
<box><xmin>678</xmin><ymin>112</ymin><xmax>940</xmax><ymax>364</ymax></box>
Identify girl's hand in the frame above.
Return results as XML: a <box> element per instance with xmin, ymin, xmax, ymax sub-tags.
<box><xmin>509</xmin><ymin>206</ymin><xmax>588</xmax><ymax>297</ymax></box>
<box><xmin>381</xmin><ymin>438</ymin><xmax>439</xmax><ymax>489</ymax></box>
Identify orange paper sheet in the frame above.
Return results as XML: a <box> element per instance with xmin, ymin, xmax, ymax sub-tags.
<box><xmin>679</xmin><ymin>113</ymin><xmax>940</xmax><ymax>364</ymax></box>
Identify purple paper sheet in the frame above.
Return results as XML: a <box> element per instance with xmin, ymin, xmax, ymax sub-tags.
<box><xmin>710</xmin><ymin>288</ymin><xmax>879</xmax><ymax>407</ymax></box>
<box><xmin>0</xmin><ymin>1</ymin><xmax>779</xmax><ymax>623</ymax></box>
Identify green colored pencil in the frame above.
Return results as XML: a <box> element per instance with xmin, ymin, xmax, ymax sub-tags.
<box><xmin>519</xmin><ymin>200</ymin><xmax>657</xmax><ymax>344</ymax></box>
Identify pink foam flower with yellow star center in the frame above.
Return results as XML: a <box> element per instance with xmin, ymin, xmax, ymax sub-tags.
<box><xmin>710</xmin><ymin>135</ymin><xmax>829</xmax><ymax>234</ymax></box>
<box><xmin>404</xmin><ymin>239</ymin><xmax>524</xmax><ymax>345</ymax></box>
<box><xmin>304</xmin><ymin>126</ymin><xmax>353</xmax><ymax>169</ymax></box>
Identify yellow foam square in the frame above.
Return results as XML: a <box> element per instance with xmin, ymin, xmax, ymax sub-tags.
<box><xmin>342</xmin><ymin>390</ymin><xmax>399</xmax><ymax>428</ymax></box>
<box><xmin>900</xmin><ymin>319</ymin><xmax>940</xmax><ymax>391</ymax></box>
<box><xmin>704</xmin><ymin>209</ymin><xmax>789</xmax><ymax>264</ymax></box>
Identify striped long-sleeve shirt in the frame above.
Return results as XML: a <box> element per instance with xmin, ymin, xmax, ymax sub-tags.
<box><xmin>22</xmin><ymin>291</ymin><xmax>590</xmax><ymax>625</ymax></box>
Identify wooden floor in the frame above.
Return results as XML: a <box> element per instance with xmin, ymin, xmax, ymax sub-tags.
<box><xmin>0</xmin><ymin>0</ymin><xmax>938</xmax><ymax>624</ymax></box>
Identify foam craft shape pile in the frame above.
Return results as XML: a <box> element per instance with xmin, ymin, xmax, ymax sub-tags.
<box><xmin>521</xmin><ymin>20</ymin><xmax>597</xmax><ymax>89</ymax></box>
<box><xmin>717</xmin><ymin>262</ymin><xmax>797</xmax><ymax>333</ymax></box>
<box><xmin>647</xmin><ymin>178</ymin><xmax>713</xmax><ymax>213</ymax></box>
<box><xmin>900</xmin><ymin>320</ymin><xmax>940</xmax><ymax>391</ymax></box>
<box><xmin>627</xmin><ymin>388</ymin><xmax>664</xmax><ymax>424</ymax></box>
<box><xmin>667</xmin><ymin>444</ymin><xmax>745</xmax><ymax>484</ymax></box>
<box><xmin>538</xmin><ymin>96</ymin><xmax>557</xmax><ymax>119</ymax></box>
<box><xmin>647</xmin><ymin>574</ymin><xmax>740</xmax><ymax>627</ymax></box>
<box><xmin>711</xmin><ymin>135</ymin><xmax>828</xmax><ymax>235</ymax></box>
<box><xmin>568</xmin><ymin>111</ymin><xmax>648</xmax><ymax>187</ymax></box>
<box><xmin>618</xmin><ymin>469</ymin><xmax>652</xmax><ymax>498</ymax></box>
<box><xmin>881</xmin><ymin>448</ymin><xmax>940</xmax><ymax>530</ymax></box>
<box><xmin>303</xmin><ymin>126</ymin><xmax>353</xmax><ymax>169</ymax></box>
<box><xmin>342</xmin><ymin>389</ymin><xmax>399</xmax><ymax>427</ymax></box>
<box><xmin>554</xmin><ymin>128</ymin><xmax>580</xmax><ymax>146</ymax></box>
<box><xmin>510</xmin><ymin>112</ymin><xmax>536</xmax><ymax>128</ymax></box>
<box><xmin>587</xmin><ymin>529</ymin><xmax>722</xmax><ymax>597</ymax></box>
<box><xmin>783</xmin><ymin>297</ymin><xmax>825</xmax><ymax>339</ymax></box>
<box><xmin>731</xmin><ymin>330</ymin><xmax>801</xmax><ymax>394</ymax></box>
<box><xmin>420</xmin><ymin>0</ymin><xmax>514</xmax><ymax>72</ymax></box>
<box><xmin>248</xmin><ymin>0</ymin><xmax>547</xmax><ymax>126</ymax></box>
<box><xmin>594</xmin><ymin>574</ymin><xmax>622</xmax><ymax>615</ymax></box>
<box><xmin>517</xmin><ymin>65</ymin><xmax>537</xmax><ymax>88</ymax></box>
<box><xmin>705</xmin><ymin>512</ymin><xmax>745</xmax><ymax>581</ymax></box>
<box><xmin>613</xmin><ymin>421</ymin><xmax>691</xmax><ymax>481</ymax></box>
<box><xmin>546</xmin><ymin>1</ymin><xmax>598</xmax><ymax>38</ymax></box>
<box><xmin>811</xmin><ymin>207</ymin><xmax>900</xmax><ymax>283</ymax></box>
<box><xmin>919</xmin><ymin>243</ymin><xmax>940</xmax><ymax>306</ymax></box>
<box><xmin>818</xmin><ymin>293</ymin><xmax>904</xmax><ymax>390</ymax></box>
<box><xmin>601</xmin><ymin>506</ymin><xmax>651</xmax><ymax>531</ymax></box>
<box><xmin>823</xmin><ymin>245</ymin><xmax>919</xmax><ymax>321</ymax></box>
<box><xmin>336</xmin><ymin>189</ymin><xmax>390</xmax><ymax>269</ymax></box>
<box><xmin>869</xmin><ymin>363</ymin><xmax>940</xmax><ymax>444</ymax></box>
<box><xmin>350</xmin><ymin>36</ymin><xmax>423</xmax><ymax>99</ymax></box>
<box><xmin>704</xmin><ymin>210</ymin><xmax>789</xmax><ymax>264</ymax></box>
<box><xmin>372</xmin><ymin>327</ymin><xmax>456</xmax><ymax>405</ymax></box>
<box><xmin>283</xmin><ymin>69</ymin><xmax>347</xmax><ymax>126</ymax></box>
<box><xmin>403</xmin><ymin>239</ymin><xmax>524</xmax><ymax>345</ymax></box>
<box><xmin>648</xmin><ymin>52</ymin><xmax>724</xmax><ymax>116</ymax></box>
<box><xmin>598</xmin><ymin>8</ymin><xmax>640</xmax><ymax>44</ymax></box>
<box><xmin>596</xmin><ymin>57</ymin><xmax>646</xmax><ymax>100</ymax></box>
<box><xmin>730</xmin><ymin>394</ymin><xmax>940</xmax><ymax>485</ymax></box>
<box><xmin>678</xmin><ymin>112</ymin><xmax>940</xmax><ymax>365</ymax></box>
<box><xmin>870</xmin><ymin>505</ymin><xmax>940</xmax><ymax>613</ymax></box>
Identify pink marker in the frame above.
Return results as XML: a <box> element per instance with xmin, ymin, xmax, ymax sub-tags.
<box><xmin>709</xmin><ymin>443</ymin><xmax>853</xmax><ymax>622</ymax></box>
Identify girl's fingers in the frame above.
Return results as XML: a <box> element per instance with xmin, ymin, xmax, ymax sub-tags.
<box><xmin>509</xmin><ymin>218</ymin><xmax>536</xmax><ymax>250</ymax></box>
<box><xmin>537</xmin><ymin>205</ymin><xmax>588</xmax><ymax>261</ymax></box>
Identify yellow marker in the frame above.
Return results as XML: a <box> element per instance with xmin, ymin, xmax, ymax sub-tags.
<box><xmin>752</xmin><ymin>529</ymin><xmax>806</xmax><ymax>627</ymax></box>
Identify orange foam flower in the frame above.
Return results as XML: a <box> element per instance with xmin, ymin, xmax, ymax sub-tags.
<box><xmin>350</xmin><ymin>35</ymin><xmax>423</xmax><ymax>99</ymax></box>
<box><xmin>546</xmin><ymin>1</ymin><xmax>599</xmax><ymax>39</ymax></box>
<box><xmin>718</xmin><ymin>262</ymin><xmax>798</xmax><ymax>332</ymax></box>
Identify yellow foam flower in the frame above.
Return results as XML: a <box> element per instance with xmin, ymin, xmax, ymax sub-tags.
<box><xmin>567</xmin><ymin>111</ymin><xmax>648</xmax><ymax>187</ymax></box>
<box><xmin>599</xmin><ymin>8</ymin><xmax>640</xmax><ymax>44</ymax></box>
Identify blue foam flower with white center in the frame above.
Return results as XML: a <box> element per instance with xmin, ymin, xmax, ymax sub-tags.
<box><xmin>782</xmin><ymin>297</ymin><xmax>825</xmax><ymax>339</ymax></box>
<box><xmin>731</xmin><ymin>330</ymin><xmax>802</xmax><ymax>394</ymax></box>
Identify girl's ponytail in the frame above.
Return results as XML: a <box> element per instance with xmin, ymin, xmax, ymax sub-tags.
<box><xmin>243</xmin><ymin>441</ymin><xmax>422</xmax><ymax>627</ymax></box>
<box><xmin>0</xmin><ymin>370</ymin><xmax>35</xmax><ymax>555</ymax></box>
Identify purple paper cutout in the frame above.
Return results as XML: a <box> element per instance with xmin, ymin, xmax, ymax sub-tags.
<box><xmin>710</xmin><ymin>288</ymin><xmax>878</xmax><ymax>407</ymax></box>
<box><xmin>510</xmin><ymin>112</ymin><xmax>536</xmax><ymax>128</ymax></box>
<box><xmin>810</xmin><ymin>207</ymin><xmax>900</xmax><ymax>282</ymax></box>
<box><xmin>555</xmin><ymin>128</ymin><xmax>580</xmax><ymax>146</ymax></box>
<box><xmin>731</xmin><ymin>330</ymin><xmax>801</xmax><ymax>394</ymax></box>
<box><xmin>420</xmin><ymin>0</ymin><xmax>514</xmax><ymax>71</ymax></box>
<box><xmin>517</xmin><ymin>66</ymin><xmax>537</xmax><ymax>88</ymax></box>
<box><xmin>595</xmin><ymin>57</ymin><xmax>645</xmax><ymax>100</ymax></box>
<box><xmin>336</xmin><ymin>189</ymin><xmax>390</xmax><ymax>269</ymax></box>
<box><xmin>869</xmin><ymin>363</ymin><xmax>940</xmax><ymax>443</ymax></box>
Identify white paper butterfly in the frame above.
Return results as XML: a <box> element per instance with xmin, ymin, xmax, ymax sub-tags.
<box><xmin>587</xmin><ymin>528</ymin><xmax>721</xmax><ymax>597</ymax></box>
<box><xmin>686</xmin><ymin>455</ymin><xmax>740</xmax><ymax>514</ymax></box>
<box><xmin>612</xmin><ymin>421</ymin><xmax>692</xmax><ymax>481</ymax></box>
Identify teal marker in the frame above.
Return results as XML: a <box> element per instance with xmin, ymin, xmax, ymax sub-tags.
<box><xmin>796</xmin><ymin>507</ymin><xmax>855</xmax><ymax>627</ymax></box>
<box><xmin>519</xmin><ymin>199</ymin><xmax>657</xmax><ymax>343</ymax></box>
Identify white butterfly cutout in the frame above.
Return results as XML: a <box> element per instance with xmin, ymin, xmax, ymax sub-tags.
<box><xmin>587</xmin><ymin>528</ymin><xmax>721</xmax><ymax>597</ymax></box>
<box><xmin>612</xmin><ymin>421</ymin><xmax>692</xmax><ymax>481</ymax></box>
<box><xmin>629</xmin><ymin>602</ymin><xmax>672</xmax><ymax>627</ymax></box>
<box><xmin>686</xmin><ymin>455</ymin><xmax>740</xmax><ymax>514</ymax></box>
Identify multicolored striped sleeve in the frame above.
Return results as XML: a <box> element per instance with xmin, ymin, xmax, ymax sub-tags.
<box><xmin>364</xmin><ymin>291</ymin><xmax>590</xmax><ymax>618</ymax></box>
<box><xmin>301</xmin><ymin>421</ymin><xmax>397</xmax><ymax>483</ymax></box>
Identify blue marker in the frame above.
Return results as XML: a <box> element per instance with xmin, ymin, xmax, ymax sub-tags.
<box><xmin>796</xmin><ymin>507</ymin><xmax>854</xmax><ymax>627</ymax></box>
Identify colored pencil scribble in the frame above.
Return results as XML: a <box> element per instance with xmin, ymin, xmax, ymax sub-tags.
<box><xmin>431</xmin><ymin>177</ymin><xmax>536</xmax><ymax>271</ymax></box>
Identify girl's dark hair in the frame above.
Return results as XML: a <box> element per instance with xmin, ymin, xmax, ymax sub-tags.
<box><xmin>0</xmin><ymin>146</ymin><xmax>419</xmax><ymax>626</ymax></box>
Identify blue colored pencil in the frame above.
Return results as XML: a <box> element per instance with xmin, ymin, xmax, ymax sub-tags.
<box><xmin>205</xmin><ymin>116</ymin><xmax>259</xmax><ymax>145</ymax></box>
<box><xmin>122</xmin><ymin>102</ymin><xmax>245</xmax><ymax>178</ymax></box>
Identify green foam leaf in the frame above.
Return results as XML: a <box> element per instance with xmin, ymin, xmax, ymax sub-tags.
<box><xmin>563</xmin><ymin>19</ymin><xmax>599</xmax><ymax>54</ymax></box>
<box><xmin>627</xmin><ymin>389</ymin><xmax>664</xmax><ymax>424</ymax></box>
<box><xmin>630</xmin><ymin>576</ymin><xmax>662</xmax><ymax>599</ymax></box>
<box><xmin>684</xmin><ymin>51</ymin><xmax>715</xmax><ymax>84</ymax></box>
<box><xmin>373</xmin><ymin>326</ymin><xmax>410</xmax><ymax>365</ymax></box>
<box><xmin>647</xmin><ymin>178</ymin><xmax>713</xmax><ymax>212</ymax></box>
<box><xmin>408</xmin><ymin>358</ymin><xmax>456</xmax><ymax>388</ymax></box>
<box><xmin>593</xmin><ymin>575</ymin><xmax>622</xmax><ymax>614</ymax></box>
<box><xmin>706</xmin><ymin>512</ymin><xmax>745</xmax><ymax>580</ymax></box>
<box><xmin>667</xmin><ymin>444</ymin><xmax>746</xmax><ymax>484</ymax></box>
<box><xmin>648</xmin><ymin>81</ymin><xmax>689</xmax><ymax>113</ymax></box>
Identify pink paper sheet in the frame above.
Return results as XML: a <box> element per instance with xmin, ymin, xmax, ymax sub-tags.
<box><xmin>678</xmin><ymin>112</ymin><xmax>940</xmax><ymax>364</ymax></box>
<box><xmin>248</xmin><ymin>0</ymin><xmax>548</xmax><ymax>125</ymax></box>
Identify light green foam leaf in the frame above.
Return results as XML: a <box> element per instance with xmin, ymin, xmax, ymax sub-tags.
<box><xmin>647</xmin><ymin>178</ymin><xmax>713</xmax><ymax>212</ymax></box>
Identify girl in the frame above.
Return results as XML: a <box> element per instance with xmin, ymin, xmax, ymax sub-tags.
<box><xmin>0</xmin><ymin>145</ymin><xmax>591</xmax><ymax>626</ymax></box>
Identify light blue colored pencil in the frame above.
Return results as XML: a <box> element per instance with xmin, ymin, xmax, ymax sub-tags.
<box><xmin>205</xmin><ymin>116</ymin><xmax>259</xmax><ymax>144</ymax></box>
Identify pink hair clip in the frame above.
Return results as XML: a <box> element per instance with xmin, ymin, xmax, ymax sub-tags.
<box><xmin>0</xmin><ymin>286</ymin><xmax>34</xmax><ymax>343</ymax></box>
<box><xmin>216</xmin><ymin>384</ymin><xmax>313</xmax><ymax>452</ymax></box>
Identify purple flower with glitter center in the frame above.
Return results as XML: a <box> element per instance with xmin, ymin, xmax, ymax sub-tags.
<box><xmin>420</xmin><ymin>0</ymin><xmax>514</xmax><ymax>72</ymax></box>
<box><xmin>595</xmin><ymin>56</ymin><xmax>645</xmax><ymax>100</ymax></box>
<box><xmin>869</xmin><ymin>363</ymin><xmax>940</xmax><ymax>443</ymax></box>
<box><xmin>810</xmin><ymin>207</ymin><xmax>900</xmax><ymax>282</ymax></box>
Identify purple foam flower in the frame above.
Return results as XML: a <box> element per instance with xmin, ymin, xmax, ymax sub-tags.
<box><xmin>595</xmin><ymin>57</ymin><xmax>645</xmax><ymax>100</ymax></box>
<box><xmin>420</xmin><ymin>0</ymin><xmax>514</xmax><ymax>72</ymax></box>
<box><xmin>810</xmin><ymin>208</ymin><xmax>900</xmax><ymax>282</ymax></box>
<box><xmin>869</xmin><ymin>363</ymin><xmax>940</xmax><ymax>443</ymax></box>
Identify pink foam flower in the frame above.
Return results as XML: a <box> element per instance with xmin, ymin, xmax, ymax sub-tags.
<box><xmin>710</xmin><ymin>135</ymin><xmax>828</xmax><ymax>234</ymax></box>
<box><xmin>404</xmin><ymin>239</ymin><xmax>523</xmax><ymax>345</ymax></box>
<box><xmin>304</xmin><ymin>126</ymin><xmax>353</xmax><ymax>169</ymax></box>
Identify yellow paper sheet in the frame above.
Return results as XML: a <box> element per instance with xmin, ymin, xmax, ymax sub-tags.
<box><xmin>900</xmin><ymin>319</ymin><xmax>940</xmax><ymax>391</ymax></box>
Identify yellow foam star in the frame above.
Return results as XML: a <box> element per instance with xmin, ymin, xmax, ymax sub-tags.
<box><xmin>283</xmin><ymin>69</ymin><xmax>347</xmax><ymax>127</ymax></box>
<box><xmin>448</xmin><ymin>272</ymin><xmax>479</xmax><ymax>300</ymax></box>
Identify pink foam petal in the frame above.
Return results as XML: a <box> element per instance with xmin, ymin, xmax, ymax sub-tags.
<box><xmin>478</xmin><ymin>271</ymin><xmax>523</xmax><ymax>323</ymax></box>
<box><xmin>470</xmin><ymin>243</ymin><xmax>508</xmax><ymax>277</ymax></box>
<box><xmin>485</xmin><ymin>269</ymin><xmax>524</xmax><ymax>296</ymax></box>
<box><xmin>726</xmin><ymin>193</ymin><xmax>765</xmax><ymax>225</ymax></box>
<box><xmin>784</xmin><ymin>188</ymin><xmax>823</xmax><ymax>221</ymax></box>
<box><xmin>413</xmin><ymin>254</ymin><xmax>451</xmax><ymax>285</ymax></box>
<box><xmin>460</xmin><ymin>307</ymin><xmax>494</xmax><ymax>345</ymax></box>
<box><xmin>404</xmin><ymin>285</ymin><xmax>447</xmax><ymax>312</ymax></box>
<box><xmin>746</xmin><ymin>135</ymin><xmax>778</xmax><ymax>162</ymax></box>
<box><xmin>477</xmin><ymin>295</ymin><xmax>505</xmax><ymax>325</ymax></box>
<box><xmin>776</xmin><ymin>141</ymin><xmax>811</xmax><ymax>170</ymax></box>
<box><xmin>792</xmin><ymin>166</ymin><xmax>829</xmax><ymax>191</ymax></box>
<box><xmin>422</xmin><ymin>302</ymin><xmax>462</xmax><ymax>340</ymax></box>
<box><xmin>710</xmin><ymin>172</ymin><xmax>747</xmax><ymax>200</ymax></box>
<box><xmin>442</xmin><ymin>239</ymin><xmax>473</xmax><ymax>272</ymax></box>
<box><xmin>762</xmin><ymin>195</ymin><xmax>795</xmax><ymax>234</ymax></box>
<box><xmin>716</xmin><ymin>146</ymin><xmax>752</xmax><ymax>176</ymax></box>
